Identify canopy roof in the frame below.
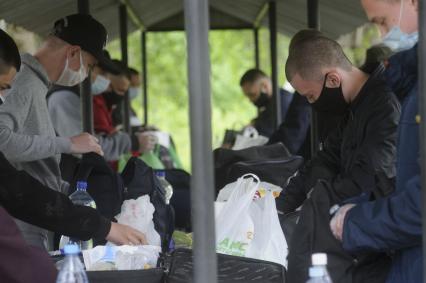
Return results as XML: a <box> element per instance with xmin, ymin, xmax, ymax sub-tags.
<box><xmin>0</xmin><ymin>0</ymin><xmax>368</xmax><ymax>39</ymax></box>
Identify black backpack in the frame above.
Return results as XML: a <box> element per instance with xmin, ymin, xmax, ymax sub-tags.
<box><xmin>286</xmin><ymin>180</ymin><xmax>391</xmax><ymax>283</ymax></box>
<box><xmin>121</xmin><ymin>157</ymin><xmax>175</xmax><ymax>252</ymax></box>
<box><xmin>154</xmin><ymin>169</ymin><xmax>192</xmax><ymax>232</ymax></box>
<box><xmin>69</xmin><ymin>153</ymin><xmax>124</xmax><ymax>221</ymax></box>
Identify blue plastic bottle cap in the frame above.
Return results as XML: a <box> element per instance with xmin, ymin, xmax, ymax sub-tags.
<box><xmin>155</xmin><ymin>171</ymin><xmax>166</xmax><ymax>178</ymax></box>
<box><xmin>101</xmin><ymin>245</ymin><xmax>116</xmax><ymax>262</ymax></box>
<box><xmin>309</xmin><ymin>267</ymin><xmax>325</xmax><ymax>277</ymax></box>
<box><xmin>76</xmin><ymin>181</ymin><xmax>88</xmax><ymax>191</ymax></box>
<box><xmin>64</xmin><ymin>244</ymin><xmax>80</xmax><ymax>255</ymax></box>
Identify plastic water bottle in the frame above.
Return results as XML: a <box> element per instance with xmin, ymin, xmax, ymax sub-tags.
<box><xmin>56</xmin><ymin>244</ymin><xmax>88</xmax><ymax>283</ymax></box>
<box><xmin>155</xmin><ymin>171</ymin><xmax>173</xmax><ymax>204</ymax></box>
<box><xmin>306</xmin><ymin>266</ymin><xmax>328</xmax><ymax>283</ymax></box>
<box><xmin>311</xmin><ymin>253</ymin><xmax>333</xmax><ymax>283</ymax></box>
<box><xmin>59</xmin><ymin>181</ymin><xmax>96</xmax><ymax>251</ymax></box>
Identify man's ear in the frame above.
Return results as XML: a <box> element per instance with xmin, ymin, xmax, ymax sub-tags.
<box><xmin>412</xmin><ymin>0</ymin><xmax>418</xmax><ymax>11</ymax></box>
<box><xmin>325</xmin><ymin>71</ymin><xmax>341</xmax><ymax>88</ymax></box>
<box><xmin>68</xmin><ymin>45</ymin><xmax>81</xmax><ymax>59</ymax></box>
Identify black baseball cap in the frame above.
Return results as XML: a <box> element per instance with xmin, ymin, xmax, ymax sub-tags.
<box><xmin>98</xmin><ymin>50</ymin><xmax>121</xmax><ymax>75</ymax></box>
<box><xmin>51</xmin><ymin>14</ymin><xmax>119</xmax><ymax>74</ymax></box>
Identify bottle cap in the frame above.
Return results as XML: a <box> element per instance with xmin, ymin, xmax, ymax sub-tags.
<box><xmin>76</xmin><ymin>181</ymin><xmax>88</xmax><ymax>191</ymax></box>
<box><xmin>312</xmin><ymin>253</ymin><xmax>328</xmax><ymax>265</ymax></box>
<box><xmin>309</xmin><ymin>267</ymin><xmax>325</xmax><ymax>277</ymax></box>
<box><xmin>101</xmin><ymin>245</ymin><xmax>115</xmax><ymax>262</ymax></box>
<box><xmin>155</xmin><ymin>171</ymin><xmax>166</xmax><ymax>178</ymax></box>
<box><xmin>64</xmin><ymin>244</ymin><xmax>80</xmax><ymax>255</ymax></box>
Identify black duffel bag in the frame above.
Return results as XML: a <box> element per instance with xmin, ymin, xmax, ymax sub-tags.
<box><xmin>165</xmin><ymin>248</ymin><xmax>286</xmax><ymax>283</ymax></box>
<box><xmin>226</xmin><ymin>156</ymin><xmax>304</xmax><ymax>190</ymax></box>
<box><xmin>214</xmin><ymin>143</ymin><xmax>292</xmax><ymax>193</ymax></box>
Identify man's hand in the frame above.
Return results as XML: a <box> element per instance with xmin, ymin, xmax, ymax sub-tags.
<box><xmin>136</xmin><ymin>132</ymin><xmax>157</xmax><ymax>153</ymax></box>
<box><xmin>106</xmin><ymin>222</ymin><xmax>148</xmax><ymax>245</ymax></box>
<box><xmin>330</xmin><ymin>204</ymin><xmax>356</xmax><ymax>241</ymax></box>
<box><xmin>70</xmin><ymin>133</ymin><xmax>104</xmax><ymax>156</ymax></box>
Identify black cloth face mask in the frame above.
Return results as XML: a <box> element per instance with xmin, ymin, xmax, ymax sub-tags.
<box><xmin>253</xmin><ymin>91</ymin><xmax>270</xmax><ymax>108</ymax></box>
<box><xmin>311</xmin><ymin>74</ymin><xmax>348</xmax><ymax>114</ymax></box>
<box><xmin>103</xmin><ymin>91</ymin><xmax>124</xmax><ymax>108</ymax></box>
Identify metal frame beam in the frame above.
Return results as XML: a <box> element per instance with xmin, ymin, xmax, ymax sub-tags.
<box><xmin>119</xmin><ymin>0</ymin><xmax>145</xmax><ymax>30</ymax></box>
<box><xmin>253</xmin><ymin>2</ymin><xmax>269</xmax><ymax>28</ymax></box>
<box><xmin>269</xmin><ymin>0</ymin><xmax>280</xmax><ymax>129</ymax></box>
<box><xmin>119</xmin><ymin>3</ymin><xmax>131</xmax><ymax>135</ymax></box>
<box><xmin>184</xmin><ymin>0</ymin><xmax>218</xmax><ymax>282</ymax></box>
<box><xmin>78</xmin><ymin>0</ymin><xmax>93</xmax><ymax>134</ymax></box>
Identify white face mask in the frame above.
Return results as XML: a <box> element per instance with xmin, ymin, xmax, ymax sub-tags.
<box><xmin>91</xmin><ymin>74</ymin><xmax>110</xmax><ymax>95</ymax></box>
<box><xmin>382</xmin><ymin>0</ymin><xmax>418</xmax><ymax>52</ymax></box>
<box><xmin>128</xmin><ymin>87</ymin><xmax>139</xmax><ymax>100</ymax></box>
<box><xmin>56</xmin><ymin>51</ymin><xmax>88</xmax><ymax>86</ymax></box>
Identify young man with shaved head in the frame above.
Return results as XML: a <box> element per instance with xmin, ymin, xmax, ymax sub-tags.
<box><xmin>280</xmin><ymin>30</ymin><xmax>402</xmax><ymax>282</ymax></box>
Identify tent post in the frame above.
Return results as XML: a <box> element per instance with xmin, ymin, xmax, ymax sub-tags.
<box><xmin>269</xmin><ymin>0</ymin><xmax>280</xmax><ymax>129</ymax></box>
<box><xmin>119</xmin><ymin>4</ymin><xmax>131</xmax><ymax>135</ymax></box>
<box><xmin>141</xmin><ymin>31</ymin><xmax>148</xmax><ymax>126</ymax></box>
<box><xmin>184</xmin><ymin>0</ymin><xmax>218</xmax><ymax>282</ymax></box>
<box><xmin>307</xmin><ymin>0</ymin><xmax>320</xmax><ymax>155</ymax></box>
<box><xmin>77</xmin><ymin>0</ymin><xmax>93</xmax><ymax>134</ymax></box>
<box><xmin>254</xmin><ymin>28</ymin><xmax>260</xmax><ymax>68</ymax></box>
<box><xmin>418</xmin><ymin>0</ymin><xmax>426</xmax><ymax>281</ymax></box>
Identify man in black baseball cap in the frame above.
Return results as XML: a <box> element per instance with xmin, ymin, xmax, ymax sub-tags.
<box><xmin>51</xmin><ymin>13</ymin><xmax>119</xmax><ymax>75</ymax></box>
<box><xmin>0</xmin><ymin>14</ymin><xmax>114</xmax><ymax>248</ymax></box>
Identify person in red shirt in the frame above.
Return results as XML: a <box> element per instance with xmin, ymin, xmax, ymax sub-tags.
<box><xmin>93</xmin><ymin>60</ymin><xmax>155</xmax><ymax>170</ymax></box>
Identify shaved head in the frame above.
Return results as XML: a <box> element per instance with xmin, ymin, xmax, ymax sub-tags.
<box><xmin>285</xmin><ymin>30</ymin><xmax>352</xmax><ymax>82</ymax></box>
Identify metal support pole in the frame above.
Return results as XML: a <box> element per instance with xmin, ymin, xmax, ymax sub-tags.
<box><xmin>77</xmin><ymin>0</ymin><xmax>93</xmax><ymax>133</ymax></box>
<box><xmin>77</xmin><ymin>0</ymin><xmax>89</xmax><ymax>15</ymax></box>
<box><xmin>269</xmin><ymin>0</ymin><xmax>281</xmax><ymax>129</ymax></box>
<box><xmin>141</xmin><ymin>31</ymin><xmax>148</xmax><ymax>126</ymax></box>
<box><xmin>184</xmin><ymin>0</ymin><xmax>217</xmax><ymax>282</ymax></box>
<box><xmin>80</xmin><ymin>71</ymin><xmax>93</xmax><ymax>133</ymax></box>
<box><xmin>307</xmin><ymin>0</ymin><xmax>320</xmax><ymax>30</ymax></box>
<box><xmin>419</xmin><ymin>0</ymin><xmax>426</xmax><ymax>281</ymax></box>
<box><xmin>307</xmin><ymin>0</ymin><xmax>320</xmax><ymax>155</ymax></box>
<box><xmin>254</xmin><ymin>28</ymin><xmax>260</xmax><ymax>69</ymax></box>
<box><xmin>119</xmin><ymin>4</ymin><xmax>131</xmax><ymax>134</ymax></box>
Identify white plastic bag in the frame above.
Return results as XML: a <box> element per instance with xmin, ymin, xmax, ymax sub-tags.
<box><xmin>215</xmin><ymin>174</ymin><xmax>288</xmax><ymax>267</ymax></box>
<box><xmin>232</xmin><ymin>126</ymin><xmax>268</xmax><ymax>150</ymax></box>
<box><xmin>82</xmin><ymin>245</ymin><xmax>161</xmax><ymax>271</ymax></box>
<box><xmin>216</xmin><ymin>175</ymin><xmax>259</xmax><ymax>257</ymax></box>
<box><xmin>113</xmin><ymin>195</ymin><xmax>161</xmax><ymax>247</ymax></box>
<box><xmin>217</xmin><ymin>180</ymin><xmax>283</xmax><ymax>202</ymax></box>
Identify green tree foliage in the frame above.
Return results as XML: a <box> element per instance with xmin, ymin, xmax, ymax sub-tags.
<box><xmin>107</xmin><ymin>29</ymin><xmax>290</xmax><ymax>171</ymax></box>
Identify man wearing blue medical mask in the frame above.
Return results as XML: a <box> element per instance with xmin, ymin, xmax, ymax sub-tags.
<box><xmin>48</xmin><ymin>50</ymin><xmax>147</xmax><ymax>167</ymax></box>
<box><xmin>361</xmin><ymin>0</ymin><xmax>418</xmax><ymax>52</ymax></box>
<box><xmin>329</xmin><ymin>1</ymin><xmax>422</xmax><ymax>282</ymax></box>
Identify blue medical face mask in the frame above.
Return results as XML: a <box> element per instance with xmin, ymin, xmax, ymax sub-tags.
<box><xmin>382</xmin><ymin>0</ymin><xmax>418</xmax><ymax>52</ymax></box>
<box><xmin>91</xmin><ymin>74</ymin><xmax>110</xmax><ymax>95</ymax></box>
<box><xmin>128</xmin><ymin>87</ymin><xmax>139</xmax><ymax>100</ymax></box>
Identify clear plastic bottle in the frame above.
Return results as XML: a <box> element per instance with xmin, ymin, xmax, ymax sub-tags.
<box><xmin>155</xmin><ymin>171</ymin><xmax>173</xmax><ymax>204</ymax></box>
<box><xmin>59</xmin><ymin>181</ymin><xmax>96</xmax><ymax>251</ymax></box>
<box><xmin>306</xmin><ymin>266</ymin><xmax>328</xmax><ymax>283</ymax></box>
<box><xmin>311</xmin><ymin>253</ymin><xmax>333</xmax><ymax>283</ymax></box>
<box><xmin>56</xmin><ymin>244</ymin><xmax>88</xmax><ymax>283</ymax></box>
